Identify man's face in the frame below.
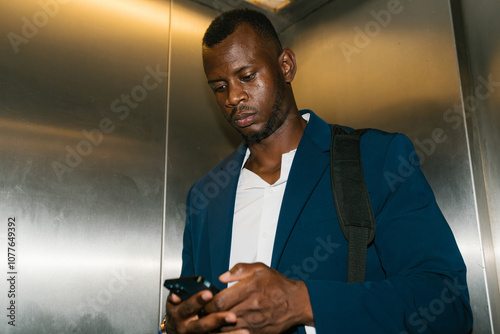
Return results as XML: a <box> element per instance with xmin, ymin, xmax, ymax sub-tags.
<box><xmin>202</xmin><ymin>24</ymin><xmax>287</xmax><ymax>144</ymax></box>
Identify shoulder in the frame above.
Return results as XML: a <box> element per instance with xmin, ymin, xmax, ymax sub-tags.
<box><xmin>360</xmin><ymin>128</ymin><xmax>412</xmax><ymax>156</ymax></box>
<box><xmin>190</xmin><ymin>144</ymin><xmax>246</xmax><ymax>191</ymax></box>
<box><xmin>359</xmin><ymin>129</ymin><xmax>417</xmax><ymax>172</ymax></box>
<box><xmin>355</xmin><ymin>128</ymin><xmax>426</xmax><ymax>214</ymax></box>
<box><xmin>331</xmin><ymin>126</ymin><xmax>415</xmax><ymax>184</ymax></box>
<box><xmin>333</xmin><ymin>125</ymin><xmax>413</xmax><ymax>163</ymax></box>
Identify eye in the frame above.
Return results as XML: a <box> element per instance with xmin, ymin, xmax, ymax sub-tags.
<box><xmin>241</xmin><ymin>73</ymin><xmax>256</xmax><ymax>81</ymax></box>
<box><xmin>212</xmin><ymin>85</ymin><xmax>227</xmax><ymax>94</ymax></box>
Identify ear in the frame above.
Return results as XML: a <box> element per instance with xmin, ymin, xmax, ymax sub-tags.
<box><xmin>279</xmin><ymin>48</ymin><xmax>297</xmax><ymax>83</ymax></box>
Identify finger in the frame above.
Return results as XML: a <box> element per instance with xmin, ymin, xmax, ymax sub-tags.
<box><xmin>204</xmin><ymin>278</ymin><xmax>255</xmax><ymax>315</ymax></box>
<box><xmin>177</xmin><ymin>290</ymin><xmax>214</xmax><ymax>318</ymax></box>
<box><xmin>219</xmin><ymin>262</ymin><xmax>266</xmax><ymax>283</ymax></box>
<box><xmin>168</xmin><ymin>292</ymin><xmax>182</xmax><ymax>304</ymax></box>
<box><xmin>185</xmin><ymin>311</ymin><xmax>237</xmax><ymax>333</ymax></box>
<box><xmin>217</xmin><ymin>328</ymin><xmax>250</xmax><ymax>334</ymax></box>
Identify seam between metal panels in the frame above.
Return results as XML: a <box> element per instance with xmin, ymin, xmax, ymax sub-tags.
<box><xmin>159</xmin><ymin>0</ymin><xmax>174</xmax><ymax>327</ymax></box>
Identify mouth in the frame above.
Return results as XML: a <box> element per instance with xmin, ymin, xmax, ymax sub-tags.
<box><xmin>233</xmin><ymin>113</ymin><xmax>256</xmax><ymax>128</ymax></box>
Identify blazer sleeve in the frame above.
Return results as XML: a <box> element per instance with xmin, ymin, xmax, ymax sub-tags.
<box><xmin>304</xmin><ymin>133</ymin><xmax>473</xmax><ymax>333</ymax></box>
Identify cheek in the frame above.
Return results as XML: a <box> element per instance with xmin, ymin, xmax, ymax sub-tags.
<box><xmin>215</xmin><ymin>98</ymin><xmax>232</xmax><ymax>119</ymax></box>
<box><xmin>214</xmin><ymin>94</ymin><xmax>228</xmax><ymax>110</ymax></box>
<box><xmin>250</xmin><ymin>80</ymin><xmax>270</xmax><ymax>100</ymax></box>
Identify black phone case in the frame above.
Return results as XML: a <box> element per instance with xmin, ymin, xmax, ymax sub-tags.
<box><xmin>163</xmin><ymin>276</ymin><xmax>220</xmax><ymax>301</ymax></box>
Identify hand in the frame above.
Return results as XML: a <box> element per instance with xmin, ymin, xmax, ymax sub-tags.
<box><xmin>204</xmin><ymin>263</ymin><xmax>314</xmax><ymax>333</ymax></box>
<box><xmin>165</xmin><ymin>290</ymin><xmax>238</xmax><ymax>334</ymax></box>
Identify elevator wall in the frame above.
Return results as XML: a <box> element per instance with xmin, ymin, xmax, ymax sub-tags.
<box><xmin>1</xmin><ymin>0</ymin><xmax>498</xmax><ymax>333</ymax></box>
<box><xmin>0</xmin><ymin>1</ymin><xmax>170</xmax><ymax>333</ymax></box>
<box><xmin>160</xmin><ymin>0</ymin><xmax>241</xmax><ymax>312</ymax></box>
<box><xmin>457</xmin><ymin>0</ymin><xmax>500</xmax><ymax>331</ymax></box>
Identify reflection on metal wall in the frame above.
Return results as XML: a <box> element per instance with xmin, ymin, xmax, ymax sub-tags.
<box><xmin>280</xmin><ymin>0</ymin><xmax>494</xmax><ymax>332</ymax></box>
<box><xmin>161</xmin><ymin>0</ymin><xmax>241</xmax><ymax>309</ymax></box>
<box><xmin>0</xmin><ymin>0</ymin><xmax>170</xmax><ymax>333</ymax></box>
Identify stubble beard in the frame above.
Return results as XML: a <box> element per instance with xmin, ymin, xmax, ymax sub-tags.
<box><xmin>240</xmin><ymin>77</ymin><xmax>287</xmax><ymax>145</ymax></box>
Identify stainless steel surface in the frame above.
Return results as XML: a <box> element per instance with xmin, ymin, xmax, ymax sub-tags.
<box><xmin>161</xmin><ymin>0</ymin><xmax>241</xmax><ymax>308</ymax></box>
<box><xmin>188</xmin><ymin>0</ymin><xmax>335</xmax><ymax>32</ymax></box>
<box><xmin>453</xmin><ymin>0</ymin><xmax>500</xmax><ymax>331</ymax></box>
<box><xmin>0</xmin><ymin>0</ymin><xmax>170</xmax><ymax>333</ymax></box>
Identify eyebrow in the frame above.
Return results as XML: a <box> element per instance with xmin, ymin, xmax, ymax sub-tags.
<box><xmin>207</xmin><ymin>78</ymin><xmax>224</xmax><ymax>85</ymax></box>
<box><xmin>207</xmin><ymin>64</ymin><xmax>254</xmax><ymax>84</ymax></box>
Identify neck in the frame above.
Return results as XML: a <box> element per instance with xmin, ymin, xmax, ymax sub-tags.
<box><xmin>244</xmin><ymin>108</ymin><xmax>307</xmax><ymax>184</ymax></box>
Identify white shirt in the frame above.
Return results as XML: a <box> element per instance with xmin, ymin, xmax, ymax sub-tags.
<box><xmin>229</xmin><ymin>113</ymin><xmax>316</xmax><ymax>333</ymax></box>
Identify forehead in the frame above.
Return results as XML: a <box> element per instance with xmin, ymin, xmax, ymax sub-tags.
<box><xmin>202</xmin><ymin>24</ymin><xmax>276</xmax><ymax>77</ymax></box>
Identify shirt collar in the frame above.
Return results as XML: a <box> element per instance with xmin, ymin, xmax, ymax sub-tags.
<box><xmin>238</xmin><ymin>113</ymin><xmax>310</xmax><ymax>189</ymax></box>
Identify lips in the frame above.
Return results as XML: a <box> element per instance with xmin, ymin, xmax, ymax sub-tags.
<box><xmin>233</xmin><ymin>113</ymin><xmax>255</xmax><ymax>127</ymax></box>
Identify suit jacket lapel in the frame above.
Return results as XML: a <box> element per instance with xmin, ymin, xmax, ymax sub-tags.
<box><xmin>271</xmin><ymin>111</ymin><xmax>332</xmax><ymax>268</ymax></box>
<box><xmin>208</xmin><ymin>144</ymin><xmax>247</xmax><ymax>286</ymax></box>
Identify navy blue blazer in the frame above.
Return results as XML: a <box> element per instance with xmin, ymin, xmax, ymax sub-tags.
<box><xmin>180</xmin><ymin>110</ymin><xmax>473</xmax><ymax>333</ymax></box>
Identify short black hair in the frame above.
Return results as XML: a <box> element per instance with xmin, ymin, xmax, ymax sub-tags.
<box><xmin>202</xmin><ymin>8</ymin><xmax>282</xmax><ymax>53</ymax></box>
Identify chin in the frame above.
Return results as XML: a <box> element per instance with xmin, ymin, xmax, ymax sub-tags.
<box><xmin>242</xmin><ymin>128</ymin><xmax>274</xmax><ymax>145</ymax></box>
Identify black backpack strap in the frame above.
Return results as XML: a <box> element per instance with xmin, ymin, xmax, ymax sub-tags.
<box><xmin>330</xmin><ymin>124</ymin><xmax>376</xmax><ymax>283</ymax></box>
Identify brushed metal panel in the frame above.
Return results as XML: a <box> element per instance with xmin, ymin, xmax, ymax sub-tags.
<box><xmin>454</xmin><ymin>0</ymin><xmax>500</xmax><ymax>331</ymax></box>
<box><xmin>188</xmin><ymin>0</ymin><xmax>335</xmax><ymax>33</ymax></box>
<box><xmin>280</xmin><ymin>0</ymin><xmax>491</xmax><ymax>332</ymax></box>
<box><xmin>0</xmin><ymin>0</ymin><xmax>170</xmax><ymax>333</ymax></box>
<box><xmin>161</xmin><ymin>0</ymin><xmax>240</xmax><ymax>313</ymax></box>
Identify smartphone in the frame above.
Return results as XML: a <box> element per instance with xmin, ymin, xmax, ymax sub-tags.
<box><xmin>163</xmin><ymin>276</ymin><xmax>220</xmax><ymax>301</ymax></box>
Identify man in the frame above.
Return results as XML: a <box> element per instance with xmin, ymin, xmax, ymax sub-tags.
<box><xmin>164</xmin><ymin>8</ymin><xmax>473</xmax><ymax>334</ymax></box>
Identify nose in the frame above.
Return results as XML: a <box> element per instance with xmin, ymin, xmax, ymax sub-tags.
<box><xmin>225</xmin><ymin>82</ymin><xmax>247</xmax><ymax>107</ymax></box>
